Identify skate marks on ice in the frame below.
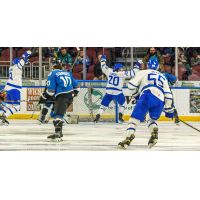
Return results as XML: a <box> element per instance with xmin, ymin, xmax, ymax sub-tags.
<box><xmin>0</xmin><ymin>120</ymin><xmax>200</xmax><ymax>151</ymax></box>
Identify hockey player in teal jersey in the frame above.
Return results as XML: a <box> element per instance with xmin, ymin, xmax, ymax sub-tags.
<box><xmin>39</xmin><ymin>63</ymin><xmax>80</xmax><ymax>142</ymax></box>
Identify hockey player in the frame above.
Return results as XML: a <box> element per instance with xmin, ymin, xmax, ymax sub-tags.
<box><xmin>118</xmin><ymin>59</ymin><xmax>174</xmax><ymax>149</ymax></box>
<box><xmin>93</xmin><ymin>55</ymin><xmax>142</xmax><ymax>123</ymax></box>
<box><xmin>39</xmin><ymin>62</ymin><xmax>80</xmax><ymax>142</ymax></box>
<box><xmin>162</xmin><ymin>71</ymin><xmax>180</xmax><ymax>125</ymax></box>
<box><xmin>38</xmin><ymin>58</ymin><xmax>62</xmax><ymax>124</ymax></box>
<box><xmin>0</xmin><ymin>50</ymin><xmax>31</xmax><ymax>125</ymax></box>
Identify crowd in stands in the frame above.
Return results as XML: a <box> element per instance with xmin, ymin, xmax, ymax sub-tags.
<box><xmin>1</xmin><ymin>47</ymin><xmax>200</xmax><ymax>81</ymax></box>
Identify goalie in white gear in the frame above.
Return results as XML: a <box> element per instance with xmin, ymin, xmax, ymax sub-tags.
<box><xmin>94</xmin><ymin>55</ymin><xmax>142</xmax><ymax>123</ymax></box>
<box><xmin>118</xmin><ymin>59</ymin><xmax>174</xmax><ymax>149</ymax></box>
<box><xmin>0</xmin><ymin>50</ymin><xmax>31</xmax><ymax>125</ymax></box>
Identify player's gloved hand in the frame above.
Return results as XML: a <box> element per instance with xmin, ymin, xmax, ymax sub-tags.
<box><xmin>24</xmin><ymin>58</ymin><xmax>30</xmax><ymax>64</ymax></box>
<box><xmin>164</xmin><ymin>106</ymin><xmax>174</xmax><ymax>120</ymax></box>
<box><xmin>39</xmin><ymin>93</ymin><xmax>47</xmax><ymax>104</ymax></box>
<box><xmin>22</xmin><ymin>50</ymin><xmax>31</xmax><ymax>59</ymax></box>
<box><xmin>46</xmin><ymin>96</ymin><xmax>55</xmax><ymax>104</ymax></box>
<box><xmin>0</xmin><ymin>90</ymin><xmax>6</xmax><ymax>102</ymax></box>
<box><xmin>38</xmin><ymin>92</ymin><xmax>55</xmax><ymax>104</ymax></box>
<box><xmin>100</xmin><ymin>55</ymin><xmax>106</xmax><ymax>62</ymax></box>
<box><xmin>135</xmin><ymin>60</ymin><xmax>143</xmax><ymax>68</ymax></box>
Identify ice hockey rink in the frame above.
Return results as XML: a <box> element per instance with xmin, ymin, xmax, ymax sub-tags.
<box><xmin>0</xmin><ymin>119</ymin><xmax>200</xmax><ymax>151</ymax></box>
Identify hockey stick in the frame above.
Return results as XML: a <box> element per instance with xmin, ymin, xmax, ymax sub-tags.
<box><xmin>3</xmin><ymin>100</ymin><xmax>55</xmax><ymax>103</ymax></box>
<box><xmin>177</xmin><ymin>119</ymin><xmax>200</xmax><ymax>133</ymax></box>
<box><xmin>71</xmin><ymin>47</ymin><xmax>80</xmax><ymax>70</ymax></box>
<box><xmin>30</xmin><ymin>103</ymin><xmax>40</xmax><ymax>120</ymax></box>
<box><xmin>162</xmin><ymin>110</ymin><xmax>200</xmax><ymax>132</ymax></box>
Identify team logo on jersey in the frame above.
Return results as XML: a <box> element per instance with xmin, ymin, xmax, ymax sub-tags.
<box><xmin>84</xmin><ymin>89</ymin><xmax>103</xmax><ymax>110</ymax></box>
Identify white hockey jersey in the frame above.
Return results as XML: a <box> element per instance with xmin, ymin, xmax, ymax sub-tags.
<box><xmin>128</xmin><ymin>69</ymin><xmax>173</xmax><ymax>108</ymax></box>
<box><xmin>5</xmin><ymin>59</ymin><xmax>25</xmax><ymax>91</ymax></box>
<box><xmin>101</xmin><ymin>61</ymin><xmax>140</xmax><ymax>95</ymax></box>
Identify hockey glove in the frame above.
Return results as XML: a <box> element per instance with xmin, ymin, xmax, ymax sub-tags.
<box><xmin>135</xmin><ymin>60</ymin><xmax>143</xmax><ymax>68</ymax></box>
<box><xmin>22</xmin><ymin>50</ymin><xmax>31</xmax><ymax>59</ymax></box>
<box><xmin>164</xmin><ymin>106</ymin><xmax>174</xmax><ymax>120</ymax></box>
<box><xmin>100</xmin><ymin>55</ymin><xmax>106</xmax><ymax>62</ymax></box>
<box><xmin>39</xmin><ymin>92</ymin><xmax>55</xmax><ymax>104</ymax></box>
<box><xmin>0</xmin><ymin>90</ymin><xmax>6</xmax><ymax>102</ymax></box>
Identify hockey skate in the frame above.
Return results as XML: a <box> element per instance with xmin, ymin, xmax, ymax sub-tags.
<box><xmin>148</xmin><ymin>128</ymin><xmax>158</xmax><ymax>148</ymax></box>
<box><xmin>174</xmin><ymin>116</ymin><xmax>180</xmax><ymax>126</ymax></box>
<box><xmin>0</xmin><ymin>114</ymin><xmax>9</xmax><ymax>126</ymax></box>
<box><xmin>94</xmin><ymin>114</ymin><xmax>100</xmax><ymax>124</ymax></box>
<box><xmin>118</xmin><ymin>134</ymin><xmax>135</xmax><ymax>149</ymax></box>
<box><xmin>118</xmin><ymin>112</ymin><xmax>125</xmax><ymax>124</ymax></box>
<box><xmin>47</xmin><ymin>132</ymin><xmax>63</xmax><ymax>142</ymax></box>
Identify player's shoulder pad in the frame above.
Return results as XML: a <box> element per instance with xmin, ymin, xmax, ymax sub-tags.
<box><xmin>47</xmin><ymin>70</ymin><xmax>58</xmax><ymax>78</ymax></box>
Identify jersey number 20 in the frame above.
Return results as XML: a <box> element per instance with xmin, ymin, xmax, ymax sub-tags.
<box><xmin>109</xmin><ymin>76</ymin><xmax>119</xmax><ymax>86</ymax></box>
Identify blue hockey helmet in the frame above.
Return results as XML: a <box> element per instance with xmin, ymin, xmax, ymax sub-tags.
<box><xmin>114</xmin><ymin>63</ymin><xmax>123</xmax><ymax>71</ymax></box>
<box><xmin>147</xmin><ymin>59</ymin><xmax>159</xmax><ymax>70</ymax></box>
<box><xmin>13</xmin><ymin>58</ymin><xmax>21</xmax><ymax>65</ymax></box>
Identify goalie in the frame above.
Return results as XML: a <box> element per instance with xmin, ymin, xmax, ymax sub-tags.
<box><xmin>37</xmin><ymin>58</ymin><xmax>61</xmax><ymax>124</ymax></box>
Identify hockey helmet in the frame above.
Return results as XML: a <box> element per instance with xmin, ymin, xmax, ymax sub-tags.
<box><xmin>13</xmin><ymin>58</ymin><xmax>21</xmax><ymax>65</ymax></box>
<box><xmin>147</xmin><ymin>59</ymin><xmax>159</xmax><ymax>70</ymax></box>
<box><xmin>114</xmin><ymin>63</ymin><xmax>123</xmax><ymax>71</ymax></box>
<box><xmin>52</xmin><ymin>58</ymin><xmax>61</xmax><ymax>65</ymax></box>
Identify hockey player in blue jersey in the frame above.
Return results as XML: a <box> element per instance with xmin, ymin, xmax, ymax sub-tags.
<box><xmin>0</xmin><ymin>50</ymin><xmax>31</xmax><ymax>125</ymax></box>
<box><xmin>118</xmin><ymin>60</ymin><xmax>174</xmax><ymax>149</ymax></box>
<box><xmin>94</xmin><ymin>54</ymin><xmax>142</xmax><ymax>123</ymax></box>
<box><xmin>39</xmin><ymin>62</ymin><xmax>80</xmax><ymax>142</ymax></box>
<box><xmin>162</xmin><ymin>71</ymin><xmax>180</xmax><ymax>125</ymax></box>
<box><xmin>38</xmin><ymin>58</ymin><xmax>62</xmax><ymax>124</ymax></box>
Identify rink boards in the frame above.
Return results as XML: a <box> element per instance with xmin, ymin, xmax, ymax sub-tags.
<box><xmin>0</xmin><ymin>86</ymin><xmax>200</xmax><ymax>121</ymax></box>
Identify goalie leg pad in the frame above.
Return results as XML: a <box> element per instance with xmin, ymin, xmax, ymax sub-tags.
<box><xmin>126</xmin><ymin>117</ymin><xmax>140</xmax><ymax>137</ymax></box>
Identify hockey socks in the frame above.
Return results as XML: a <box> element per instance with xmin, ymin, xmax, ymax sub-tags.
<box><xmin>3</xmin><ymin>105</ymin><xmax>20</xmax><ymax>118</ymax></box>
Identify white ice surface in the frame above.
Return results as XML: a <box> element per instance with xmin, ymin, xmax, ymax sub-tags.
<box><xmin>0</xmin><ymin>120</ymin><xmax>200</xmax><ymax>151</ymax></box>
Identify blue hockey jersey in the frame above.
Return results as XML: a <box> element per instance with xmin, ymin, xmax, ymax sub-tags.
<box><xmin>47</xmin><ymin>70</ymin><xmax>79</xmax><ymax>97</ymax></box>
<box><xmin>162</xmin><ymin>71</ymin><xmax>177</xmax><ymax>86</ymax></box>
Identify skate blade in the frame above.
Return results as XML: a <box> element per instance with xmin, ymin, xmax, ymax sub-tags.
<box><xmin>148</xmin><ymin>139</ymin><xmax>157</xmax><ymax>148</ymax></box>
<box><xmin>118</xmin><ymin>144</ymin><xmax>128</xmax><ymax>150</ymax></box>
<box><xmin>47</xmin><ymin>138</ymin><xmax>62</xmax><ymax>142</ymax></box>
<box><xmin>118</xmin><ymin>121</ymin><xmax>125</xmax><ymax>124</ymax></box>
<box><xmin>175</xmin><ymin>122</ymin><xmax>180</xmax><ymax>126</ymax></box>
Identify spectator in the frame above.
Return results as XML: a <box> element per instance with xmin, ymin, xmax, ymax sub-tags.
<box><xmin>74</xmin><ymin>50</ymin><xmax>90</xmax><ymax>71</ymax></box>
<box><xmin>142</xmin><ymin>47</ymin><xmax>164</xmax><ymax>72</ymax></box>
<box><xmin>57</xmin><ymin>47</ymin><xmax>73</xmax><ymax>66</ymax></box>
<box><xmin>31</xmin><ymin>47</ymin><xmax>39</xmax><ymax>57</ymax></box>
<box><xmin>178</xmin><ymin>48</ymin><xmax>191</xmax><ymax>75</ymax></box>
<box><xmin>161</xmin><ymin>47</ymin><xmax>175</xmax><ymax>58</ymax></box>
<box><xmin>93</xmin><ymin>55</ymin><xmax>107</xmax><ymax>80</ymax></box>
<box><xmin>180</xmin><ymin>47</ymin><xmax>193</xmax><ymax>65</ymax></box>
<box><xmin>191</xmin><ymin>51</ymin><xmax>200</xmax><ymax>68</ymax></box>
